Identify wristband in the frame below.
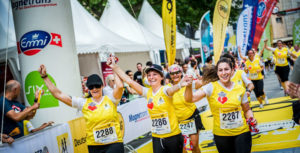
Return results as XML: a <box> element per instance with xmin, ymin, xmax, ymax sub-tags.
<box><xmin>246</xmin><ymin>89</ymin><xmax>251</xmax><ymax>93</ymax></box>
<box><xmin>41</xmin><ymin>74</ymin><xmax>48</xmax><ymax>78</ymax></box>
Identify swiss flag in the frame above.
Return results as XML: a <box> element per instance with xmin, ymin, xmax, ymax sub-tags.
<box><xmin>50</xmin><ymin>33</ymin><xmax>62</xmax><ymax>47</ymax></box>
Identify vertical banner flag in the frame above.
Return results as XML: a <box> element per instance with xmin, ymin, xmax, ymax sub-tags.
<box><xmin>11</xmin><ymin>0</ymin><xmax>82</xmax><ymax>126</ymax></box>
<box><xmin>252</xmin><ymin>0</ymin><xmax>277</xmax><ymax>49</ymax></box>
<box><xmin>228</xmin><ymin>34</ymin><xmax>236</xmax><ymax>52</ymax></box>
<box><xmin>199</xmin><ymin>11</ymin><xmax>212</xmax><ymax>64</ymax></box>
<box><xmin>258</xmin><ymin>21</ymin><xmax>272</xmax><ymax>60</ymax></box>
<box><xmin>162</xmin><ymin>0</ymin><xmax>176</xmax><ymax>65</ymax></box>
<box><xmin>236</xmin><ymin>7</ymin><xmax>252</xmax><ymax>57</ymax></box>
<box><xmin>213</xmin><ymin>0</ymin><xmax>232</xmax><ymax>62</ymax></box>
<box><xmin>243</xmin><ymin>0</ymin><xmax>259</xmax><ymax>51</ymax></box>
<box><xmin>293</xmin><ymin>18</ymin><xmax>300</xmax><ymax>45</ymax></box>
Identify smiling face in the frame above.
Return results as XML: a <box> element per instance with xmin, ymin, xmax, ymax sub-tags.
<box><xmin>277</xmin><ymin>41</ymin><xmax>283</xmax><ymax>49</ymax></box>
<box><xmin>147</xmin><ymin>70</ymin><xmax>163</xmax><ymax>87</ymax></box>
<box><xmin>89</xmin><ymin>85</ymin><xmax>103</xmax><ymax>99</ymax></box>
<box><xmin>217</xmin><ymin>62</ymin><xmax>233</xmax><ymax>84</ymax></box>
<box><xmin>248</xmin><ymin>50</ymin><xmax>255</xmax><ymax>61</ymax></box>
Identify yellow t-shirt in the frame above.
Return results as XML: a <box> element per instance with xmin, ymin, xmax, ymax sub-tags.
<box><xmin>82</xmin><ymin>96</ymin><xmax>123</xmax><ymax>145</ymax></box>
<box><xmin>292</xmin><ymin>50</ymin><xmax>300</xmax><ymax>60</ymax></box>
<box><xmin>231</xmin><ymin>70</ymin><xmax>246</xmax><ymax>88</ymax></box>
<box><xmin>205</xmin><ymin>81</ymin><xmax>249</xmax><ymax>136</ymax></box>
<box><xmin>274</xmin><ymin>47</ymin><xmax>289</xmax><ymax>66</ymax></box>
<box><xmin>146</xmin><ymin>86</ymin><xmax>181</xmax><ymax>138</ymax></box>
<box><xmin>23</xmin><ymin>120</ymin><xmax>34</xmax><ymax>136</ymax></box>
<box><xmin>245</xmin><ymin>58</ymin><xmax>264</xmax><ymax>80</ymax></box>
<box><xmin>143</xmin><ymin>77</ymin><xmax>151</xmax><ymax>88</ymax></box>
<box><xmin>167</xmin><ymin>83</ymin><xmax>197</xmax><ymax>121</ymax></box>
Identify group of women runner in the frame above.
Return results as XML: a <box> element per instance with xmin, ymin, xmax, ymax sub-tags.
<box><xmin>36</xmin><ymin>39</ymin><xmax>300</xmax><ymax>153</ymax></box>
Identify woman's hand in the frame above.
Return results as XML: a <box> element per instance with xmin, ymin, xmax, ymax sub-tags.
<box><xmin>38</xmin><ymin>64</ymin><xmax>47</xmax><ymax>78</ymax></box>
<box><xmin>180</xmin><ymin>75</ymin><xmax>193</xmax><ymax>87</ymax></box>
<box><xmin>106</xmin><ymin>55</ymin><xmax>118</xmax><ymax>69</ymax></box>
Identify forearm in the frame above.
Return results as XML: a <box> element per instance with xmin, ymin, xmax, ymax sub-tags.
<box><xmin>242</xmin><ymin>103</ymin><xmax>254</xmax><ymax>119</ymax></box>
<box><xmin>184</xmin><ymin>85</ymin><xmax>193</xmax><ymax>102</ymax></box>
<box><xmin>42</xmin><ymin>77</ymin><xmax>62</xmax><ymax>99</ymax></box>
<box><xmin>290</xmin><ymin>57</ymin><xmax>300</xmax><ymax>84</ymax></box>
<box><xmin>247</xmin><ymin>83</ymin><xmax>254</xmax><ymax>91</ymax></box>
<box><xmin>14</xmin><ymin>107</ymin><xmax>35</xmax><ymax>121</ymax></box>
<box><xmin>166</xmin><ymin>84</ymin><xmax>181</xmax><ymax>96</ymax></box>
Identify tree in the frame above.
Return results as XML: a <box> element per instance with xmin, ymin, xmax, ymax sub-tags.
<box><xmin>78</xmin><ymin>0</ymin><xmax>242</xmax><ymax>33</ymax></box>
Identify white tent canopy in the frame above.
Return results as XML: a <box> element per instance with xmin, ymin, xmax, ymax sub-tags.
<box><xmin>71</xmin><ymin>0</ymin><xmax>149</xmax><ymax>54</ymax></box>
<box><xmin>99</xmin><ymin>0</ymin><xmax>169</xmax><ymax>50</ymax></box>
<box><xmin>138</xmin><ymin>0</ymin><xmax>201</xmax><ymax>49</ymax></box>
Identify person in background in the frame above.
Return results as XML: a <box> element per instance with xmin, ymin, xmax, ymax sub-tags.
<box><xmin>134</xmin><ymin>62</ymin><xmax>143</xmax><ymax>86</ymax></box>
<box><xmin>103</xmin><ymin>74</ymin><xmax>115</xmax><ymax>96</ymax></box>
<box><xmin>38</xmin><ymin>64</ymin><xmax>124</xmax><ymax>153</ymax></box>
<box><xmin>1</xmin><ymin>133</ymin><xmax>14</xmax><ymax>144</ymax></box>
<box><xmin>182</xmin><ymin>63</ymin><xmax>189</xmax><ymax>75</ymax></box>
<box><xmin>0</xmin><ymin>80</ymin><xmax>40</xmax><ymax>139</ymax></box>
<box><xmin>123</xmin><ymin>70</ymin><xmax>138</xmax><ymax>102</ymax></box>
<box><xmin>204</xmin><ymin>56</ymin><xmax>213</xmax><ymax>68</ymax></box>
<box><xmin>23</xmin><ymin>110</ymin><xmax>54</xmax><ymax>136</ymax></box>
<box><xmin>146</xmin><ymin>61</ymin><xmax>153</xmax><ymax>67</ymax></box>
<box><xmin>287</xmin><ymin>56</ymin><xmax>300</xmax><ymax>99</ymax></box>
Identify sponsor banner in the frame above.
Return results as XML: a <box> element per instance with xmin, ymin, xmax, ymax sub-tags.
<box><xmin>243</xmin><ymin>0</ymin><xmax>258</xmax><ymax>51</ymax></box>
<box><xmin>68</xmin><ymin>117</ymin><xmax>88</xmax><ymax>153</ymax></box>
<box><xmin>162</xmin><ymin>0</ymin><xmax>176</xmax><ymax>65</ymax></box>
<box><xmin>227</xmin><ymin>34</ymin><xmax>236</xmax><ymax>52</ymax></box>
<box><xmin>252</xmin><ymin>0</ymin><xmax>277</xmax><ymax>49</ymax></box>
<box><xmin>293</xmin><ymin>18</ymin><xmax>300</xmax><ymax>45</ymax></box>
<box><xmin>0</xmin><ymin>123</ymin><xmax>73</xmax><ymax>153</ymax></box>
<box><xmin>118</xmin><ymin>97</ymin><xmax>151</xmax><ymax>143</ymax></box>
<box><xmin>237</xmin><ymin>7</ymin><xmax>252</xmax><ymax>57</ymax></box>
<box><xmin>101</xmin><ymin>62</ymin><xmax>113</xmax><ymax>86</ymax></box>
<box><xmin>213</xmin><ymin>0</ymin><xmax>232</xmax><ymax>62</ymax></box>
<box><xmin>11</xmin><ymin>0</ymin><xmax>81</xmax><ymax>126</ymax></box>
<box><xmin>199</xmin><ymin>11</ymin><xmax>212</xmax><ymax>64</ymax></box>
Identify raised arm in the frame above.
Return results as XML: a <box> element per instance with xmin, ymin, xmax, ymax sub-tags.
<box><xmin>166</xmin><ymin>75</ymin><xmax>193</xmax><ymax>96</ymax></box>
<box><xmin>38</xmin><ymin>65</ymin><xmax>72</xmax><ymax>106</ymax></box>
<box><xmin>107</xmin><ymin>57</ymin><xmax>143</xmax><ymax>95</ymax></box>
<box><xmin>238</xmin><ymin>46</ymin><xmax>247</xmax><ymax>61</ymax></box>
<box><xmin>264</xmin><ymin>39</ymin><xmax>274</xmax><ymax>52</ymax></box>
<box><xmin>112</xmin><ymin>73</ymin><xmax>124</xmax><ymax>101</ymax></box>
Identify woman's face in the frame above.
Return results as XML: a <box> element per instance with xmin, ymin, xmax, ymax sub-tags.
<box><xmin>147</xmin><ymin>70</ymin><xmax>163</xmax><ymax>86</ymax></box>
<box><xmin>217</xmin><ymin>62</ymin><xmax>233</xmax><ymax>84</ymax></box>
<box><xmin>277</xmin><ymin>41</ymin><xmax>283</xmax><ymax>48</ymax></box>
<box><xmin>89</xmin><ymin>85</ymin><xmax>103</xmax><ymax>99</ymax></box>
<box><xmin>170</xmin><ymin>70</ymin><xmax>182</xmax><ymax>83</ymax></box>
<box><xmin>248</xmin><ymin>50</ymin><xmax>255</xmax><ymax>60</ymax></box>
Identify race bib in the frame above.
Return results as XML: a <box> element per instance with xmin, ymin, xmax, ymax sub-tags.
<box><xmin>179</xmin><ymin>119</ymin><xmax>197</xmax><ymax>135</ymax></box>
<box><xmin>93</xmin><ymin>123</ymin><xmax>118</xmax><ymax>144</ymax></box>
<box><xmin>249</xmin><ymin>73</ymin><xmax>258</xmax><ymax>79</ymax></box>
<box><xmin>220</xmin><ymin>107</ymin><xmax>243</xmax><ymax>129</ymax></box>
<box><xmin>151</xmin><ymin>113</ymin><xmax>171</xmax><ymax>134</ymax></box>
<box><xmin>277</xmin><ymin>58</ymin><xmax>285</xmax><ymax>64</ymax></box>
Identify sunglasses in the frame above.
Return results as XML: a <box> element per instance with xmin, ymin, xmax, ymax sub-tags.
<box><xmin>88</xmin><ymin>84</ymin><xmax>101</xmax><ymax>90</ymax></box>
<box><xmin>170</xmin><ymin>71</ymin><xmax>181</xmax><ymax>75</ymax></box>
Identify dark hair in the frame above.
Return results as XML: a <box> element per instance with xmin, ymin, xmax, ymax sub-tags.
<box><xmin>217</xmin><ymin>57</ymin><xmax>233</xmax><ymax>70</ymax></box>
<box><xmin>190</xmin><ymin>60</ymin><xmax>197</xmax><ymax>68</ymax></box>
<box><xmin>203</xmin><ymin>58</ymin><xmax>233</xmax><ymax>84</ymax></box>
<box><xmin>221</xmin><ymin>53</ymin><xmax>235</xmax><ymax>68</ymax></box>
<box><xmin>246</xmin><ymin>49</ymin><xmax>254</xmax><ymax>56</ymax></box>
<box><xmin>137</xmin><ymin>63</ymin><xmax>142</xmax><ymax>66</ymax></box>
<box><xmin>146</xmin><ymin>61</ymin><xmax>153</xmax><ymax>67</ymax></box>
<box><xmin>277</xmin><ymin>40</ymin><xmax>283</xmax><ymax>44</ymax></box>
<box><xmin>206</xmin><ymin>56</ymin><xmax>213</xmax><ymax>63</ymax></box>
<box><xmin>125</xmin><ymin>70</ymin><xmax>132</xmax><ymax>75</ymax></box>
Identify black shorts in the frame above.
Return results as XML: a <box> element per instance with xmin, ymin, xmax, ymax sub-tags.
<box><xmin>88</xmin><ymin>143</ymin><xmax>124</xmax><ymax>153</ymax></box>
<box><xmin>152</xmin><ymin>134</ymin><xmax>184</xmax><ymax>153</ymax></box>
<box><xmin>186</xmin><ymin>109</ymin><xmax>205</xmax><ymax>131</ymax></box>
<box><xmin>275</xmin><ymin>65</ymin><xmax>290</xmax><ymax>82</ymax></box>
<box><xmin>252</xmin><ymin>79</ymin><xmax>264</xmax><ymax>98</ymax></box>
<box><xmin>264</xmin><ymin>60</ymin><xmax>271</xmax><ymax>67</ymax></box>
<box><xmin>214</xmin><ymin>132</ymin><xmax>252</xmax><ymax>153</ymax></box>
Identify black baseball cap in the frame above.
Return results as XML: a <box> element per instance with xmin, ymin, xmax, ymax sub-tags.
<box><xmin>145</xmin><ymin>64</ymin><xmax>164</xmax><ymax>76</ymax></box>
<box><xmin>86</xmin><ymin>74</ymin><xmax>103</xmax><ymax>87</ymax></box>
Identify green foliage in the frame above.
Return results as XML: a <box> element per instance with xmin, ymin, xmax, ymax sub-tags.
<box><xmin>78</xmin><ymin>0</ymin><xmax>242</xmax><ymax>32</ymax></box>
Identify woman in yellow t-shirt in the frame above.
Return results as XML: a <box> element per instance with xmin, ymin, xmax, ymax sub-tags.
<box><xmin>107</xmin><ymin>57</ymin><xmax>192</xmax><ymax>153</ymax></box>
<box><xmin>264</xmin><ymin>39</ymin><xmax>297</xmax><ymax>92</ymax></box>
<box><xmin>168</xmin><ymin>64</ymin><xmax>203</xmax><ymax>153</ymax></box>
<box><xmin>185</xmin><ymin>58</ymin><xmax>256</xmax><ymax>153</ymax></box>
<box><xmin>38</xmin><ymin>65</ymin><xmax>124</xmax><ymax>153</ymax></box>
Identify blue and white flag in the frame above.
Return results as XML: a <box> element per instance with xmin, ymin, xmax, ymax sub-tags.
<box><xmin>237</xmin><ymin>7</ymin><xmax>252</xmax><ymax>57</ymax></box>
<box><xmin>243</xmin><ymin>0</ymin><xmax>258</xmax><ymax>51</ymax></box>
<box><xmin>199</xmin><ymin>11</ymin><xmax>213</xmax><ymax>64</ymax></box>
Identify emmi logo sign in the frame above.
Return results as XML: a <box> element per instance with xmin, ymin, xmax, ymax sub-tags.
<box><xmin>57</xmin><ymin>133</ymin><xmax>70</xmax><ymax>153</ymax></box>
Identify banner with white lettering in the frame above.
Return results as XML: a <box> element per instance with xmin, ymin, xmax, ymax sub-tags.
<box><xmin>0</xmin><ymin>123</ymin><xmax>73</xmax><ymax>153</ymax></box>
<box><xmin>118</xmin><ymin>97</ymin><xmax>151</xmax><ymax>143</ymax></box>
<box><xmin>237</xmin><ymin>7</ymin><xmax>252</xmax><ymax>57</ymax></box>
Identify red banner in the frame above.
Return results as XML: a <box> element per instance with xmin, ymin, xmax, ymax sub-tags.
<box><xmin>101</xmin><ymin>62</ymin><xmax>113</xmax><ymax>86</ymax></box>
<box><xmin>252</xmin><ymin>0</ymin><xmax>277</xmax><ymax>49</ymax></box>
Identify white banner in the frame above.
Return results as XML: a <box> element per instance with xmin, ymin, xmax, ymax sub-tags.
<box><xmin>0</xmin><ymin>123</ymin><xmax>73</xmax><ymax>153</ymax></box>
<box><xmin>118</xmin><ymin>97</ymin><xmax>151</xmax><ymax>143</ymax></box>
<box><xmin>11</xmin><ymin>0</ymin><xmax>82</xmax><ymax>127</ymax></box>
<box><xmin>237</xmin><ymin>7</ymin><xmax>252</xmax><ymax>58</ymax></box>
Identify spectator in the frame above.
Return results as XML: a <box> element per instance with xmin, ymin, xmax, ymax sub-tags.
<box><xmin>182</xmin><ymin>63</ymin><xmax>189</xmax><ymax>75</ymax></box>
<box><xmin>103</xmin><ymin>74</ymin><xmax>115</xmax><ymax>96</ymax></box>
<box><xmin>134</xmin><ymin>63</ymin><xmax>143</xmax><ymax>86</ymax></box>
<box><xmin>22</xmin><ymin>109</ymin><xmax>54</xmax><ymax>135</ymax></box>
<box><xmin>146</xmin><ymin>61</ymin><xmax>153</xmax><ymax>67</ymax></box>
<box><xmin>287</xmin><ymin>56</ymin><xmax>300</xmax><ymax>98</ymax></box>
<box><xmin>186</xmin><ymin>59</ymin><xmax>201</xmax><ymax>80</ymax></box>
<box><xmin>0</xmin><ymin>80</ymin><xmax>40</xmax><ymax>139</ymax></box>
<box><xmin>122</xmin><ymin>70</ymin><xmax>138</xmax><ymax>102</ymax></box>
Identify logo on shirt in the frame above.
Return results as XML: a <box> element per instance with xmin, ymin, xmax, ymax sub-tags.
<box><xmin>104</xmin><ymin>103</ymin><xmax>110</xmax><ymax>110</ymax></box>
<box><xmin>147</xmin><ymin>98</ymin><xmax>154</xmax><ymax>110</ymax></box>
<box><xmin>217</xmin><ymin>92</ymin><xmax>228</xmax><ymax>104</ymax></box>
<box><xmin>157</xmin><ymin>98</ymin><xmax>165</xmax><ymax>105</ymax></box>
<box><xmin>88</xmin><ymin>102</ymin><xmax>97</xmax><ymax>111</ymax></box>
<box><xmin>12</xmin><ymin>105</ymin><xmax>21</xmax><ymax>113</ymax></box>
